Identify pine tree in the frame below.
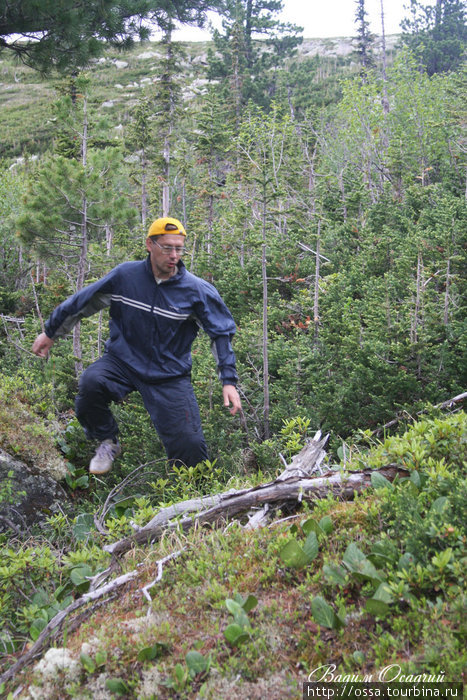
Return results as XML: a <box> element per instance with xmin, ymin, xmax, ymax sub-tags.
<box><xmin>207</xmin><ymin>0</ymin><xmax>302</xmax><ymax>117</ymax></box>
<box><xmin>0</xmin><ymin>0</ymin><xmax>216</xmax><ymax>73</ymax></box>
<box><xmin>16</xmin><ymin>77</ymin><xmax>136</xmax><ymax>373</ymax></box>
<box><xmin>401</xmin><ymin>0</ymin><xmax>467</xmax><ymax>75</ymax></box>
<box><xmin>354</xmin><ymin>0</ymin><xmax>375</xmax><ymax>78</ymax></box>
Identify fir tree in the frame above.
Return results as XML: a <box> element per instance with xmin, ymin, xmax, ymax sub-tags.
<box><xmin>401</xmin><ymin>0</ymin><xmax>467</xmax><ymax>75</ymax></box>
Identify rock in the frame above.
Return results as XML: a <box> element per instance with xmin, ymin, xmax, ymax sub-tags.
<box><xmin>137</xmin><ymin>51</ymin><xmax>160</xmax><ymax>60</ymax></box>
<box><xmin>0</xmin><ymin>448</ymin><xmax>68</xmax><ymax>534</ymax></box>
<box><xmin>113</xmin><ymin>60</ymin><xmax>129</xmax><ymax>69</ymax></box>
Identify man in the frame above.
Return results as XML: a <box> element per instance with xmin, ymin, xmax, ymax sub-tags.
<box><xmin>32</xmin><ymin>216</ymin><xmax>242</xmax><ymax>475</ymax></box>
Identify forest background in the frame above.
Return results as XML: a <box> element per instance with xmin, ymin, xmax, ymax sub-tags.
<box><xmin>0</xmin><ymin>0</ymin><xmax>466</xmax><ymax>695</ymax></box>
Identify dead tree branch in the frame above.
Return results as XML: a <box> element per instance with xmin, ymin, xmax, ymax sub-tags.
<box><xmin>0</xmin><ymin>570</ymin><xmax>139</xmax><ymax>686</ymax></box>
<box><xmin>372</xmin><ymin>391</ymin><xmax>466</xmax><ymax>435</ymax></box>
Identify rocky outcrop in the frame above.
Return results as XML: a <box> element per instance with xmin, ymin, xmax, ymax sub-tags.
<box><xmin>0</xmin><ymin>448</ymin><xmax>68</xmax><ymax>534</ymax></box>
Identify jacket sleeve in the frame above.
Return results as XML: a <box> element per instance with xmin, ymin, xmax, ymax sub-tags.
<box><xmin>44</xmin><ymin>268</ymin><xmax>117</xmax><ymax>340</ymax></box>
<box><xmin>194</xmin><ymin>282</ymin><xmax>238</xmax><ymax>386</ymax></box>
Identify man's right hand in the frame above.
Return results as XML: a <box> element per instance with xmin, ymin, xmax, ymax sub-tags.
<box><xmin>32</xmin><ymin>332</ymin><xmax>54</xmax><ymax>358</ymax></box>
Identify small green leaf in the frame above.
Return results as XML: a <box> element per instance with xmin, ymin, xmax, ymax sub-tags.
<box><xmin>323</xmin><ymin>563</ymin><xmax>347</xmax><ymax>586</ymax></box>
<box><xmin>311</xmin><ymin>596</ymin><xmax>338</xmax><ymax>629</ymax></box>
<box><xmin>70</xmin><ymin>564</ymin><xmax>93</xmax><ymax>586</ymax></box>
<box><xmin>137</xmin><ymin>642</ymin><xmax>167</xmax><ymax>662</ymax></box>
<box><xmin>279</xmin><ymin>540</ymin><xmax>309</xmax><ymax>569</ymax></box>
<box><xmin>174</xmin><ymin>663</ymin><xmax>186</xmax><ymax>683</ymax></box>
<box><xmin>186</xmin><ymin>650</ymin><xmax>208</xmax><ymax>677</ymax></box>
<box><xmin>318</xmin><ymin>515</ymin><xmax>333</xmax><ymax>534</ymax></box>
<box><xmin>398</xmin><ymin>552</ymin><xmax>415</xmax><ymax>571</ymax></box>
<box><xmin>371</xmin><ymin>471</ymin><xmax>393</xmax><ymax>490</ymax></box>
<box><xmin>352</xmin><ymin>650</ymin><xmax>365</xmax><ymax>665</ymax></box>
<box><xmin>32</xmin><ymin>589</ymin><xmax>49</xmax><ymax>607</ymax></box>
<box><xmin>365</xmin><ymin>598</ymin><xmax>390</xmax><ymax>617</ymax></box>
<box><xmin>30</xmin><ymin>618</ymin><xmax>47</xmax><ymax>641</ymax></box>
<box><xmin>372</xmin><ymin>583</ymin><xmax>394</xmax><ymax>604</ymax></box>
<box><xmin>105</xmin><ymin>678</ymin><xmax>129</xmax><ymax>695</ymax></box>
<box><xmin>430</xmin><ymin>496</ymin><xmax>449</xmax><ymax>514</ymax></box>
<box><xmin>410</xmin><ymin>470</ymin><xmax>421</xmax><ymax>488</ymax></box>
<box><xmin>302</xmin><ymin>518</ymin><xmax>324</xmax><ymax>536</ymax></box>
<box><xmin>369</xmin><ymin>540</ymin><xmax>398</xmax><ymax>567</ymax></box>
<box><xmin>80</xmin><ymin>652</ymin><xmax>96</xmax><ymax>674</ymax></box>
<box><xmin>343</xmin><ymin>543</ymin><xmax>383</xmax><ymax>583</ymax></box>
<box><xmin>94</xmin><ymin>650</ymin><xmax>107</xmax><ymax>667</ymax></box>
<box><xmin>242</xmin><ymin>594</ymin><xmax>258</xmax><ymax>612</ymax></box>
<box><xmin>432</xmin><ymin>547</ymin><xmax>452</xmax><ymax>570</ymax></box>
<box><xmin>303</xmin><ymin>531</ymin><xmax>319</xmax><ymax>562</ymax></box>
<box><xmin>224</xmin><ymin>623</ymin><xmax>249</xmax><ymax>646</ymax></box>
<box><xmin>225</xmin><ymin>599</ymin><xmax>250</xmax><ymax>627</ymax></box>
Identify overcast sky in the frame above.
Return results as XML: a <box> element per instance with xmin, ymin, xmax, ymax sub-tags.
<box><xmin>167</xmin><ymin>0</ymin><xmax>436</xmax><ymax>41</ymax></box>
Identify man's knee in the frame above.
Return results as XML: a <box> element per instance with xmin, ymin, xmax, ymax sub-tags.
<box><xmin>78</xmin><ymin>364</ymin><xmax>102</xmax><ymax>395</ymax></box>
<box><xmin>164</xmin><ymin>432</ymin><xmax>208</xmax><ymax>468</ymax></box>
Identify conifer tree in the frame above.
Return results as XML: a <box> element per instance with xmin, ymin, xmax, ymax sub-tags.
<box><xmin>401</xmin><ymin>0</ymin><xmax>467</xmax><ymax>75</ymax></box>
<box><xmin>150</xmin><ymin>24</ymin><xmax>185</xmax><ymax>216</ymax></box>
<box><xmin>0</xmin><ymin>0</ymin><xmax>216</xmax><ymax>73</ymax></box>
<box><xmin>354</xmin><ymin>0</ymin><xmax>375</xmax><ymax>77</ymax></box>
<box><xmin>207</xmin><ymin>0</ymin><xmax>302</xmax><ymax>118</ymax></box>
<box><xmin>17</xmin><ymin>76</ymin><xmax>136</xmax><ymax>373</ymax></box>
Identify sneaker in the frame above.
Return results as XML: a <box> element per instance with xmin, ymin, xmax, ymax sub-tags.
<box><xmin>89</xmin><ymin>439</ymin><xmax>121</xmax><ymax>475</ymax></box>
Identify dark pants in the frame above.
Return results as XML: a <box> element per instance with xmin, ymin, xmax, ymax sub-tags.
<box><xmin>75</xmin><ymin>353</ymin><xmax>208</xmax><ymax>468</ymax></box>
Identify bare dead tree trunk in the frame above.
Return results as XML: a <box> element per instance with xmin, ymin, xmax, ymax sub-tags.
<box><xmin>338</xmin><ymin>168</ymin><xmax>348</xmax><ymax>222</ymax></box>
<box><xmin>313</xmin><ymin>221</ymin><xmax>321</xmax><ymax>344</ymax></box>
<box><xmin>29</xmin><ymin>270</ymin><xmax>45</xmax><ymax>333</ymax></box>
<box><xmin>73</xmin><ymin>94</ymin><xmax>90</xmax><ymax>377</ymax></box>
<box><xmin>379</xmin><ymin>0</ymin><xmax>390</xmax><ymax>115</ymax></box>
<box><xmin>262</xmin><ymin>193</ymin><xmax>270</xmax><ymax>440</ymax></box>
<box><xmin>162</xmin><ymin>25</ymin><xmax>174</xmax><ymax>217</ymax></box>
<box><xmin>411</xmin><ymin>251</ymin><xmax>423</xmax><ymax>345</ymax></box>
<box><xmin>443</xmin><ymin>258</ymin><xmax>451</xmax><ymax>326</ymax></box>
<box><xmin>141</xmin><ymin>147</ymin><xmax>148</xmax><ymax>228</ymax></box>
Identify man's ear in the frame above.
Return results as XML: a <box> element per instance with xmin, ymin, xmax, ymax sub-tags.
<box><xmin>145</xmin><ymin>237</ymin><xmax>153</xmax><ymax>252</ymax></box>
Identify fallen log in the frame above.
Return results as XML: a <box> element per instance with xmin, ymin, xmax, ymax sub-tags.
<box><xmin>104</xmin><ymin>432</ymin><xmax>409</xmax><ymax>558</ymax></box>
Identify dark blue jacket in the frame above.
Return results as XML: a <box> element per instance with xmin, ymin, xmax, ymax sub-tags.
<box><xmin>45</xmin><ymin>257</ymin><xmax>238</xmax><ymax>385</ymax></box>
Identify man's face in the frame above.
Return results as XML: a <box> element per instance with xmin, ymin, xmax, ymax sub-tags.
<box><xmin>145</xmin><ymin>234</ymin><xmax>186</xmax><ymax>279</ymax></box>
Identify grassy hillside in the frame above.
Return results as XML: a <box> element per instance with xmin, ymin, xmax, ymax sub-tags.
<box><xmin>0</xmin><ymin>34</ymin><xmax>400</xmax><ymax>161</ymax></box>
<box><xmin>1</xmin><ymin>411</ymin><xmax>465</xmax><ymax>698</ymax></box>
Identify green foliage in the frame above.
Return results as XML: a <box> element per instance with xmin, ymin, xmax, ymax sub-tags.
<box><xmin>224</xmin><ymin>593</ymin><xmax>258</xmax><ymax>646</ymax></box>
<box><xmin>311</xmin><ymin>595</ymin><xmax>346</xmax><ymax>630</ymax></box>
<box><xmin>401</xmin><ymin>0</ymin><xmax>467</xmax><ymax>75</ymax></box>
<box><xmin>207</xmin><ymin>0</ymin><xmax>302</xmax><ymax>111</ymax></box>
<box><xmin>279</xmin><ymin>515</ymin><xmax>334</xmax><ymax>569</ymax></box>
<box><xmin>317</xmin><ymin>414</ymin><xmax>466</xmax><ymax>637</ymax></box>
<box><xmin>0</xmin><ymin>0</ymin><xmax>212</xmax><ymax>74</ymax></box>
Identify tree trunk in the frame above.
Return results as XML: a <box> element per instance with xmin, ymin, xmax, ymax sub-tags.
<box><xmin>261</xmin><ymin>194</ymin><xmax>270</xmax><ymax>440</ymax></box>
<box><xmin>379</xmin><ymin>0</ymin><xmax>390</xmax><ymax>114</ymax></box>
<box><xmin>313</xmin><ymin>221</ymin><xmax>321</xmax><ymax>344</ymax></box>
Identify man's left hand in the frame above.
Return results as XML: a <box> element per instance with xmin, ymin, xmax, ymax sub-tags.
<box><xmin>222</xmin><ymin>385</ymin><xmax>242</xmax><ymax>415</ymax></box>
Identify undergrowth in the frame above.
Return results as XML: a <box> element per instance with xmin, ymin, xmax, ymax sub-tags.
<box><xmin>0</xmin><ymin>411</ymin><xmax>465</xmax><ymax>698</ymax></box>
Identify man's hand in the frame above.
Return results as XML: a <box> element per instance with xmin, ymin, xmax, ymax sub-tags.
<box><xmin>222</xmin><ymin>384</ymin><xmax>242</xmax><ymax>415</ymax></box>
<box><xmin>32</xmin><ymin>332</ymin><xmax>54</xmax><ymax>358</ymax></box>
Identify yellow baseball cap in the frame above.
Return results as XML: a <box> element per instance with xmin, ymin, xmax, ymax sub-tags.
<box><xmin>147</xmin><ymin>217</ymin><xmax>186</xmax><ymax>237</ymax></box>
